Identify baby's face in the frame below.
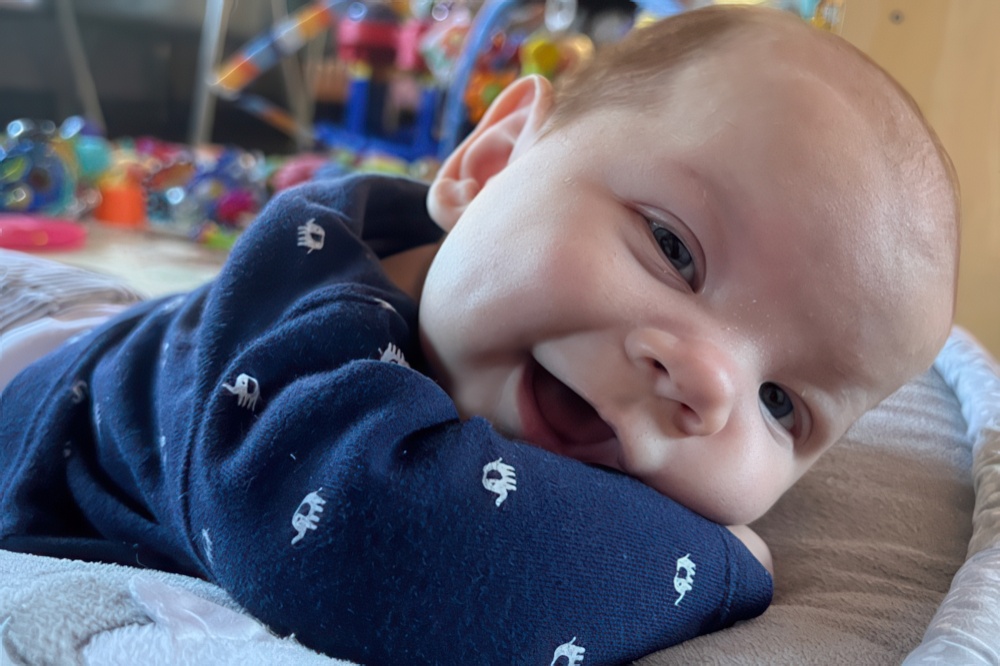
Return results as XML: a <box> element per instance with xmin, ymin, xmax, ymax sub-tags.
<box><xmin>420</xmin><ymin>49</ymin><xmax>952</xmax><ymax>525</ymax></box>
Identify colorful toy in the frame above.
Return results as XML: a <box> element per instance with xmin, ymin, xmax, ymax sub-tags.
<box><xmin>59</xmin><ymin>116</ymin><xmax>111</xmax><ymax>178</ymax></box>
<box><xmin>396</xmin><ymin>16</ymin><xmax>433</xmax><ymax>72</ymax></box>
<box><xmin>210</xmin><ymin>0</ymin><xmax>598</xmax><ymax>161</ymax></box>
<box><xmin>810</xmin><ymin>0</ymin><xmax>845</xmax><ymax>32</ymax></box>
<box><xmin>464</xmin><ymin>69</ymin><xmax>517</xmax><ymax>123</ymax></box>
<box><xmin>214</xmin><ymin>2</ymin><xmax>343</xmax><ymax>98</ymax></box>
<box><xmin>210</xmin><ymin>1</ymin><xmax>347</xmax><ymax>145</ymax></box>
<box><xmin>0</xmin><ymin>213</ymin><xmax>87</xmax><ymax>252</ymax></box>
<box><xmin>316</xmin><ymin>0</ymin><xmax>445</xmax><ymax>160</ymax></box>
<box><xmin>94</xmin><ymin>180</ymin><xmax>146</xmax><ymax>228</ymax></box>
<box><xmin>418</xmin><ymin>3</ymin><xmax>473</xmax><ymax>83</ymax></box>
<box><xmin>337</xmin><ymin>1</ymin><xmax>400</xmax><ymax>66</ymax></box>
<box><xmin>271</xmin><ymin>153</ymin><xmax>334</xmax><ymax>192</ymax></box>
<box><xmin>212</xmin><ymin>0</ymin><xmax>445</xmax><ymax>160</ymax></box>
<box><xmin>437</xmin><ymin>0</ymin><xmax>520</xmax><ymax>156</ymax></box>
<box><xmin>0</xmin><ymin>120</ymin><xmax>76</xmax><ymax>215</ymax></box>
<box><xmin>520</xmin><ymin>34</ymin><xmax>562</xmax><ymax>78</ymax></box>
<box><xmin>0</xmin><ymin>116</ymin><xmax>123</xmax><ymax>222</ymax></box>
<box><xmin>438</xmin><ymin>0</ymin><xmax>596</xmax><ymax>155</ymax></box>
<box><xmin>85</xmin><ymin>138</ymin><xmax>148</xmax><ymax>227</ymax></box>
<box><xmin>0</xmin><ymin>111</ymin><xmax>436</xmax><ymax>250</ymax></box>
<box><xmin>195</xmin><ymin>222</ymin><xmax>244</xmax><ymax>251</ymax></box>
<box><xmin>150</xmin><ymin>148</ymin><xmax>267</xmax><ymax>237</ymax></box>
<box><xmin>235</xmin><ymin>94</ymin><xmax>319</xmax><ymax>145</ymax></box>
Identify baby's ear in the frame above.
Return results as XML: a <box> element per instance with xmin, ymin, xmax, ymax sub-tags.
<box><xmin>427</xmin><ymin>75</ymin><xmax>554</xmax><ymax>230</ymax></box>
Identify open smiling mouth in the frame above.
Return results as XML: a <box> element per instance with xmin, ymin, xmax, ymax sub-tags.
<box><xmin>518</xmin><ymin>358</ymin><xmax>617</xmax><ymax>455</ymax></box>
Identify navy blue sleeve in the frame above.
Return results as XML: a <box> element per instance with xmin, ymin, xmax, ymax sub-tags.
<box><xmin>191</xmin><ymin>358</ymin><xmax>771</xmax><ymax>665</ymax></box>
<box><xmin>170</xmin><ymin>178</ymin><xmax>771</xmax><ymax>664</ymax></box>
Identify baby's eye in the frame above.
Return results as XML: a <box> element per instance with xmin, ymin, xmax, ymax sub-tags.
<box><xmin>759</xmin><ymin>382</ymin><xmax>795</xmax><ymax>432</ymax></box>
<box><xmin>649</xmin><ymin>221</ymin><xmax>696</xmax><ymax>287</ymax></box>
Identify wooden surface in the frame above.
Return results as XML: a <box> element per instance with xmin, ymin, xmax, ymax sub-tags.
<box><xmin>41</xmin><ymin>222</ymin><xmax>226</xmax><ymax>297</ymax></box>
<box><xmin>840</xmin><ymin>0</ymin><xmax>1000</xmax><ymax>358</ymax></box>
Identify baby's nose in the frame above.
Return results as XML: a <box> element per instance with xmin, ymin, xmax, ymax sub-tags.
<box><xmin>624</xmin><ymin>329</ymin><xmax>737</xmax><ymax>438</ymax></box>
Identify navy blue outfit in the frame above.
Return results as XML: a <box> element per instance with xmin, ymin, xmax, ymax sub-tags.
<box><xmin>0</xmin><ymin>175</ymin><xmax>771</xmax><ymax>665</ymax></box>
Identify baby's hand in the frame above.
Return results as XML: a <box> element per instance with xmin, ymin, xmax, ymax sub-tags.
<box><xmin>726</xmin><ymin>525</ymin><xmax>773</xmax><ymax>575</ymax></box>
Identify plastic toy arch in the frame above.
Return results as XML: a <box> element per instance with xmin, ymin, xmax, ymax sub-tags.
<box><xmin>212</xmin><ymin>0</ymin><xmax>440</xmax><ymax>158</ymax></box>
<box><xmin>211</xmin><ymin>0</ymin><xmax>845</xmax><ymax>157</ymax></box>
<box><xmin>214</xmin><ymin>1</ymin><xmax>341</xmax><ymax>98</ymax></box>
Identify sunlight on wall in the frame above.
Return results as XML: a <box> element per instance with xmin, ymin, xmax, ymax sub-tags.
<box><xmin>842</xmin><ymin>0</ymin><xmax>1000</xmax><ymax>358</ymax></box>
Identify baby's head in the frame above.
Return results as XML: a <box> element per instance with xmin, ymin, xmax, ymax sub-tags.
<box><xmin>419</xmin><ymin>6</ymin><xmax>959</xmax><ymax>525</ymax></box>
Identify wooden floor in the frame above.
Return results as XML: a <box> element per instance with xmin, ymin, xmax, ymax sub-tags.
<box><xmin>41</xmin><ymin>222</ymin><xmax>226</xmax><ymax>298</ymax></box>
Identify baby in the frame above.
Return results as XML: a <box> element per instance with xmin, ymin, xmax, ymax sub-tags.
<box><xmin>419</xmin><ymin>3</ymin><xmax>959</xmax><ymax>527</ymax></box>
<box><xmin>0</xmin><ymin>5</ymin><xmax>957</xmax><ymax>665</ymax></box>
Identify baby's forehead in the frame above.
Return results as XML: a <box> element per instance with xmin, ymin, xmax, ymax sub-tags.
<box><xmin>669</xmin><ymin>33</ymin><xmax>949</xmax><ymax>251</ymax></box>
<box><xmin>677</xmin><ymin>20</ymin><xmax>919</xmax><ymax>140</ymax></box>
<box><xmin>763</xmin><ymin>216</ymin><xmax>949</xmax><ymax>402</ymax></box>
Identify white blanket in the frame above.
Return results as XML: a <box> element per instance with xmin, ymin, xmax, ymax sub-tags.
<box><xmin>0</xmin><ymin>549</ymin><xmax>352</xmax><ymax>665</ymax></box>
<box><xmin>905</xmin><ymin>328</ymin><xmax>1000</xmax><ymax>664</ymax></box>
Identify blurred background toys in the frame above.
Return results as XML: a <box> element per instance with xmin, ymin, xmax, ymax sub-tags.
<box><xmin>0</xmin><ymin>0</ymin><xmax>845</xmax><ymax>252</ymax></box>
<box><xmin>0</xmin><ymin>116</ymin><xmax>107</xmax><ymax>251</ymax></box>
<box><xmin>0</xmin><ymin>120</ymin><xmax>89</xmax><ymax>215</ymax></box>
<box><xmin>210</xmin><ymin>0</ymin><xmax>442</xmax><ymax>160</ymax></box>
<box><xmin>144</xmin><ymin>145</ymin><xmax>268</xmax><ymax>244</ymax></box>
<box><xmin>0</xmin><ymin>213</ymin><xmax>87</xmax><ymax>252</ymax></box>
<box><xmin>808</xmin><ymin>0</ymin><xmax>845</xmax><ymax>31</ymax></box>
<box><xmin>436</xmin><ymin>0</ymin><xmax>598</xmax><ymax>154</ymax></box>
<box><xmin>207</xmin><ymin>0</ymin><xmax>839</xmax><ymax>164</ymax></box>
<box><xmin>0</xmin><ymin>115</ymin><xmax>271</xmax><ymax>248</ymax></box>
<box><xmin>91</xmin><ymin>140</ymin><xmax>147</xmax><ymax>228</ymax></box>
<box><xmin>315</xmin><ymin>0</ymin><xmax>443</xmax><ymax>159</ymax></box>
<box><xmin>209</xmin><ymin>0</ymin><xmax>592</xmax><ymax>161</ymax></box>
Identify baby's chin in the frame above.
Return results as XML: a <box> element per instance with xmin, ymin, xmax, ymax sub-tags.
<box><xmin>621</xmin><ymin>464</ymin><xmax>781</xmax><ymax>526</ymax></box>
<box><xmin>685</xmin><ymin>493</ymin><xmax>777</xmax><ymax>527</ymax></box>
<box><xmin>523</xmin><ymin>426</ymin><xmax>780</xmax><ymax>525</ymax></box>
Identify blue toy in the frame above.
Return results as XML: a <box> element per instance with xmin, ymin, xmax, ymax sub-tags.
<box><xmin>0</xmin><ymin>120</ymin><xmax>76</xmax><ymax>215</ymax></box>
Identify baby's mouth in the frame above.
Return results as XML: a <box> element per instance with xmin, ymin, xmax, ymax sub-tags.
<box><xmin>520</xmin><ymin>358</ymin><xmax>616</xmax><ymax>452</ymax></box>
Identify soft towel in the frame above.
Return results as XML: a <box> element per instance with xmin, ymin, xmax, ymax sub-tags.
<box><xmin>0</xmin><ymin>549</ymin><xmax>354</xmax><ymax>666</ymax></box>
<box><xmin>905</xmin><ymin>328</ymin><xmax>1000</xmax><ymax>664</ymax></box>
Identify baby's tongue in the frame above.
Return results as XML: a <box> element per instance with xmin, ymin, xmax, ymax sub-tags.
<box><xmin>532</xmin><ymin>362</ymin><xmax>615</xmax><ymax>445</ymax></box>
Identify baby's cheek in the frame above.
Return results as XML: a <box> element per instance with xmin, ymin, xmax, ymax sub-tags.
<box><xmin>675</xmin><ymin>454</ymin><xmax>787</xmax><ymax>525</ymax></box>
<box><xmin>613</xmin><ymin>420</ymin><xmax>673</xmax><ymax>478</ymax></box>
<box><xmin>613</xmin><ymin>415</ymin><xmax>794</xmax><ymax>523</ymax></box>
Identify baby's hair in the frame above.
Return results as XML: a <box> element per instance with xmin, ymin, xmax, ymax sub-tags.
<box><xmin>545</xmin><ymin>6</ymin><xmax>750</xmax><ymax>131</ymax></box>
<box><xmin>545</xmin><ymin>4</ymin><xmax>960</xmax><ymax>296</ymax></box>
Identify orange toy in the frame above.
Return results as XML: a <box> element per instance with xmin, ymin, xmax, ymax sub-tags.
<box><xmin>94</xmin><ymin>180</ymin><xmax>146</xmax><ymax>228</ymax></box>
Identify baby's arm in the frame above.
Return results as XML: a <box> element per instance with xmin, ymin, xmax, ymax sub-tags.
<box><xmin>183</xmin><ymin>361</ymin><xmax>772</xmax><ymax>665</ymax></box>
<box><xmin>155</xmin><ymin>179</ymin><xmax>771</xmax><ymax>665</ymax></box>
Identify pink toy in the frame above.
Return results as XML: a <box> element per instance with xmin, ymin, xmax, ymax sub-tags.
<box><xmin>271</xmin><ymin>153</ymin><xmax>332</xmax><ymax>191</ymax></box>
<box><xmin>0</xmin><ymin>213</ymin><xmax>86</xmax><ymax>252</ymax></box>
